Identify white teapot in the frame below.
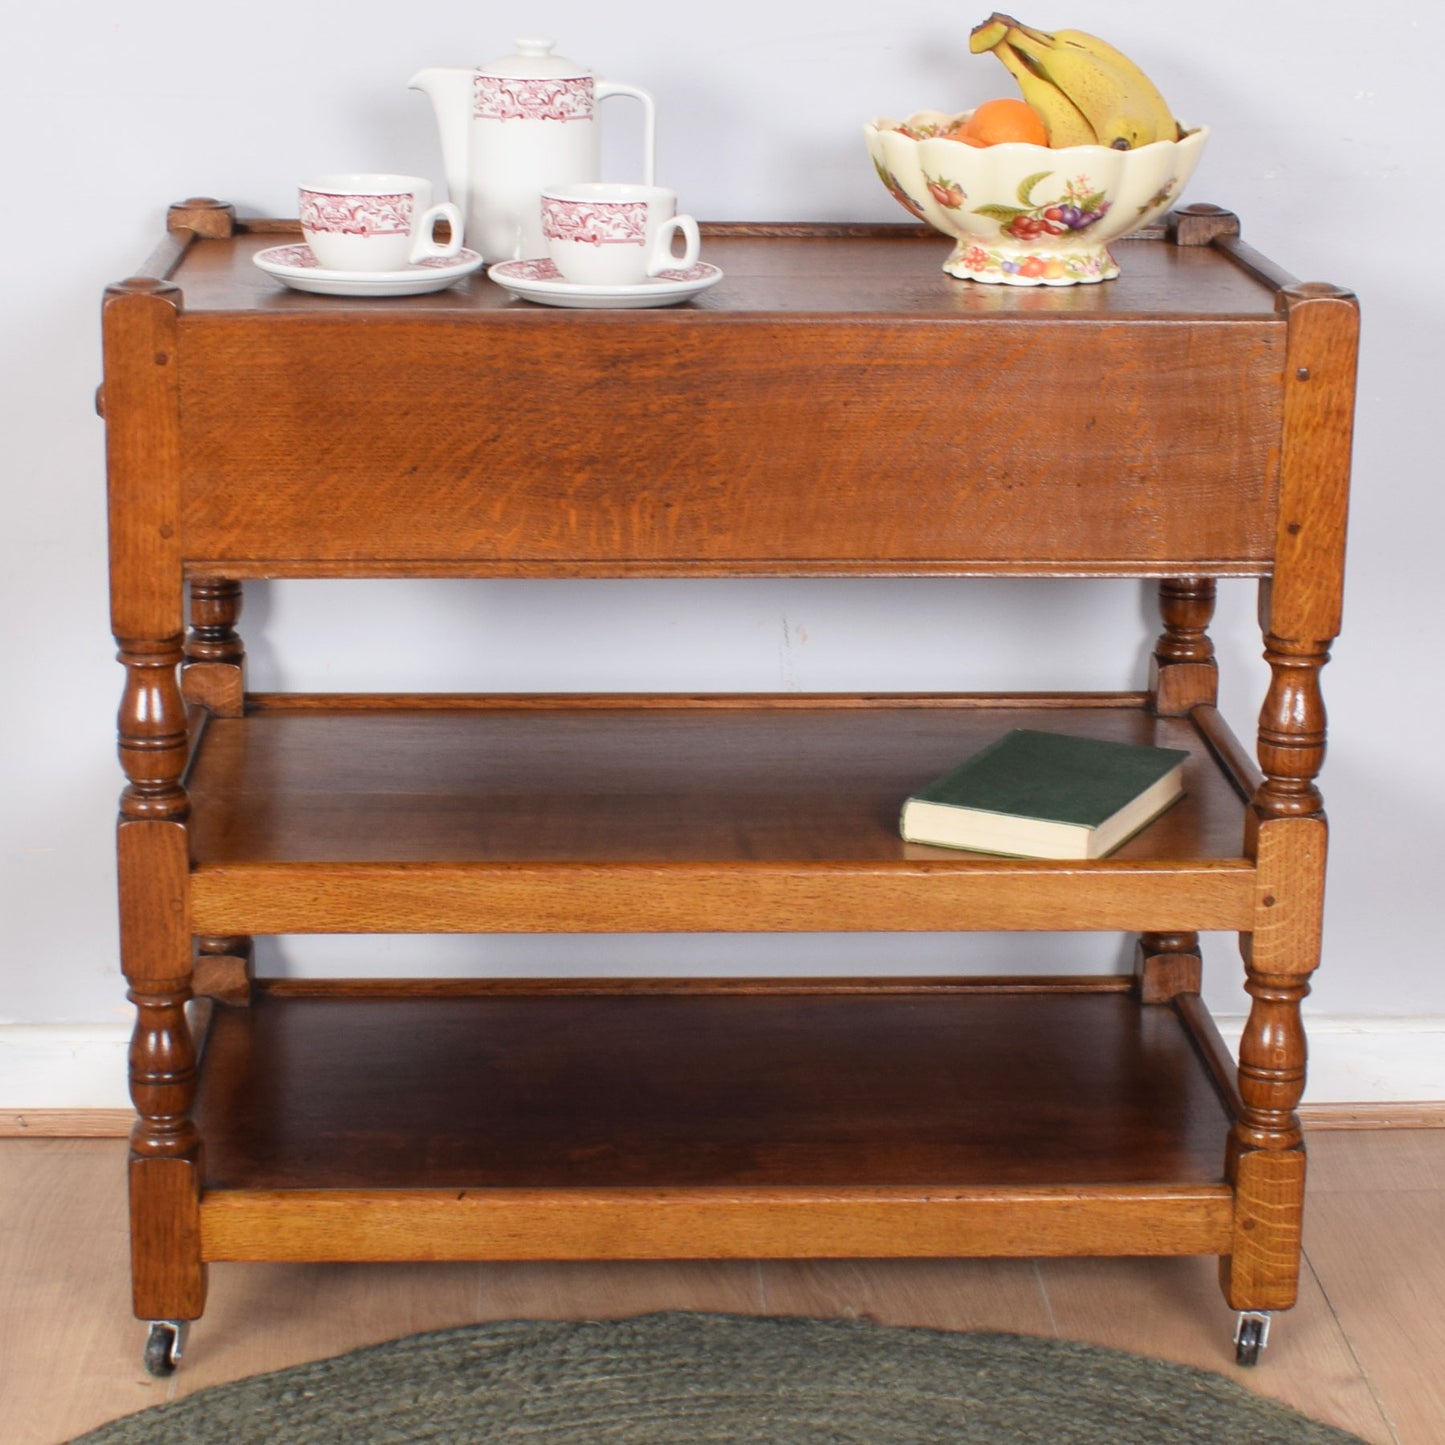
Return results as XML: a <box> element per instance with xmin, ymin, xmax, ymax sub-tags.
<box><xmin>409</xmin><ymin>39</ymin><xmax>657</xmax><ymax>264</ymax></box>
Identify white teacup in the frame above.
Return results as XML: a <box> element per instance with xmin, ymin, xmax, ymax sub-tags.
<box><xmin>299</xmin><ymin>174</ymin><xmax>464</xmax><ymax>272</ymax></box>
<box><xmin>540</xmin><ymin>183</ymin><xmax>700</xmax><ymax>287</ymax></box>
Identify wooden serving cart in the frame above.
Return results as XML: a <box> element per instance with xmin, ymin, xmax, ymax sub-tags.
<box><xmin>99</xmin><ymin>202</ymin><xmax>1357</xmax><ymax>1373</ymax></box>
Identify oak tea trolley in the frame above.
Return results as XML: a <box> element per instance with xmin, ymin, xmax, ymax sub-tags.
<box><xmin>99</xmin><ymin>200</ymin><xmax>1358</xmax><ymax>1374</ymax></box>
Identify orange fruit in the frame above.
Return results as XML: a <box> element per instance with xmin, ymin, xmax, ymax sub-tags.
<box><xmin>947</xmin><ymin>98</ymin><xmax>1049</xmax><ymax>148</ymax></box>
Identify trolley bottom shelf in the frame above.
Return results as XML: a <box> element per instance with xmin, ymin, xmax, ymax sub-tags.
<box><xmin>191</xmin><ymin>976</ymin><xmax>1240</xmax><ymax>1264</ymax></box>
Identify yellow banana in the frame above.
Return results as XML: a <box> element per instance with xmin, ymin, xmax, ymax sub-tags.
<box><xmin>986</xmin><ymin>37</ymin><xmax>1097</xmax><ymax>147</ymax></box>
<box><xmin>969</xmin><ymin>15</ymin><xmax>1011</xmax><ymax>52</ymax></box>
<box><xmin>1013</xmin><ymin>19</ymin><xmax>1178</xmax><ymax>145</ymax></box>
<box><xmin>970</xmin><ymin>13</ymin><xmax>1179</xmax><ymax>149</ymax></box>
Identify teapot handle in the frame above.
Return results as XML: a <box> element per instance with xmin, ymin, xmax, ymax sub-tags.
<box><xmin>595</xmin><ymin>81</ymin><xmax>656</xmax><ymax>185</ymax></box>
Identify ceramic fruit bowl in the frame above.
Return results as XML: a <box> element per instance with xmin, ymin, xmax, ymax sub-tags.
<box><xmin>864</xmin><ymin>112</ymin><xmax>1208</xmax><ymax>285</ymax></box>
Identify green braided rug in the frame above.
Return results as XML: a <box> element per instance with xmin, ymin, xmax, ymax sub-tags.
<box><xmin>71</xmin><ymin>1311</ymin><xmax>1368</xmax><ymax>1444</ymax></box>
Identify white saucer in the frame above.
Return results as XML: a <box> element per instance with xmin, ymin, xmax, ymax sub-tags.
<box><xmin>488</xmin><ymin>258</ymin><xmax>723</xmax><ymax>309</ymax></box>
<box><xmin>253</xmin><ymin>243</ymin><xmax>485</xmax><ymax>297</ymax></box>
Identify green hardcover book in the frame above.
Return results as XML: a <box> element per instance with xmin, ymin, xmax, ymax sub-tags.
<box><xmin>900</xmin><ymin>729</ymin><xmax>1190</xmax><ymax>859</ymax></box>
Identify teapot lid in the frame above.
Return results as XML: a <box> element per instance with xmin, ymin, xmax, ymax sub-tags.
<box><xmin>478</xmin><ymin>38</ymin><xmax>590</xmax><ymax>79</ymax></box>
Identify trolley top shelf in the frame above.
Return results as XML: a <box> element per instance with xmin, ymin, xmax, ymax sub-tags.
<box><xmin>132</xmin><ymin>208</ymin><xmax>1293</xmax><ymax>319</ymax></box>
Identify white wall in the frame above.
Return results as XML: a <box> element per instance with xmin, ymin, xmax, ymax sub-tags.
<box><xmin>3</xmin><ymin>2</ymin><xmax>1442</xmax><ymax>1101</ymax></box>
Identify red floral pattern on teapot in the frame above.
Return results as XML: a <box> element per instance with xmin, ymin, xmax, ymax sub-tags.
<box><xmin>474</xmin><ymin>75</ymin><xmax>594</xmax><ymax>122</ymax></box>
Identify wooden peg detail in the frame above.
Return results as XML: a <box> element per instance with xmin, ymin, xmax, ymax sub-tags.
<box><xmin>1167</xmin><ymin>204</ymin><xmax>1240</xmax><ymax>247</ymax></box>
<box><xmin>1134</xmin><ymin>932</ymin><xmax>1203</xmax><ymax>1002</ymax></box>
<box><xmin>1151</xmin><ymin>577</ymin><xmax>1218</xmax><ymax>715</ymax></box>
<box><xmin>184</xmin><ymin>579</ymin><xmax>247</xmax><ymax>716</ymax></box>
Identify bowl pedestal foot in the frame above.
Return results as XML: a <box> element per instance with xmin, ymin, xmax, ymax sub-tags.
<box><xmin>942</xmin><ymin>240</ymin><xmax>1119</xmax><ymax>285</ymax></box>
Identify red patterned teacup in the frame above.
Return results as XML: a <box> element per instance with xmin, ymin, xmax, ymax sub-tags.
<box><xmin>540</xmin><ymin>183</ymin><xmax>699</xmax><ymax>286</ymax></box>
<box><xmin>299</xmin><ymin>173</ymin><xmax>464</xmax><ymax>272</ymax></box>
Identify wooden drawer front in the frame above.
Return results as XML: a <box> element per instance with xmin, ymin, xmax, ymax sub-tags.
<box><xmin>179</xmin><ymin>315</ymin><xmax>1283</xmax><ymax>572</ymax></box>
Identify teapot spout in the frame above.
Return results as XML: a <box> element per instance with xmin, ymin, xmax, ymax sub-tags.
<box><xmin>408</xmin><ymin>67</ymin><xmax>474</xmax><ymax>225</ymax></box>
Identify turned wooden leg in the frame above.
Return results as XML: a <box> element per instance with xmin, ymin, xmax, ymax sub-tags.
<box><xmin>1215</xmin><ymin>280</ymin><xmax>1357</xmax><ymax>1329</ymax></box>
<box><xmin>183</xmin><ymin>581</ymin><xmax>254</xmax><ymax>1008</ymax></box>
<box><xmin>1139</xmin><ymin>581</ymin><xmax>1214</xmax><ymax>1005</ymax></box>
<box><xmin>183</xmin><ymin>578</ymin><xmax>246</xmax><ymax>716</ymax></box>
<box><xmin>1150</xmin><ymin>577</ymin><xmax>1218</xmax><ymax>716</ymax></box>
<box><xmin>1220</xmin><ymin>629</ymin><xmax>1331</xmax><ymax>1313</ymax></box>
<box><xmin>117</xmin><ymin>635</ymin><xmax>207</xmax><ymax>1323</ymax></box>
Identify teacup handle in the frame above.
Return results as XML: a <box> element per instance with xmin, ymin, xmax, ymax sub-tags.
<box><xmin>647</xmin><ymin>215</ymin><xmax>701</xmax><ymax>276</ymax></box>
<box><xmin>409</xmin><ymin>202</ymin><xmax>466</xmax><ymax>263</ymax></box>
<box><xmin>595</xmin><ymin>81</ymin><xmax>656</xmax><ymax>185</ymax></box>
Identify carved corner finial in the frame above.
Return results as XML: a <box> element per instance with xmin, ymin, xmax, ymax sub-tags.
<box><xmin>1274</xmin><ymin>279</ymin><xmax>1359</xmax><ymax>315</ymax></box>
<box><xmin>102</xmin><ymin>275</ymin><xmax>184</xmax><ymax>325</ymax></box>
<box><xmin>168</xmin><ymin>198</ymin><xmax>236</xmax><ymax>238</ymax></box>
<box><xmin>104</xmin><ymin>275</ymin><xmax>182</xmax><ymax>301</ymax></box>
<box><xmin>1168</xmin><ymin>204</ymin><xmax>1241</xmax><ymax>247</ymax></box>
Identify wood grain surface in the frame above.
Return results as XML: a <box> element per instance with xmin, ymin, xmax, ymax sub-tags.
<box><xmin>184</xmin><ymin>698</ymin><xmax>1250</xmax><ymax>865</ymax></box>
<box><xmin>183</xmin><ymin>698</ymin><xmax>1257</xmax><ymax>934</ymax></box>
<box><xmin>193</xmin><ymin>985</ymin><xmax>1232</xmax><ymax>1192</ymax></box>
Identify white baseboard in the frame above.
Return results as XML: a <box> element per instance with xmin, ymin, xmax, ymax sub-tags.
<box><xmin>2</xmin><ymin>1016</ymin><xmax>1442</xmax><ymax>1117</ymax></box>
<box><xmin>0</xmin><ymin>1024</ymin><xmax>133</xmax><ymax>1111</ymax></box>
<box><xmin>1212</xmin><ymin>1014</ymin><xmax>1445</xmax><ymax>1109</ymax></box>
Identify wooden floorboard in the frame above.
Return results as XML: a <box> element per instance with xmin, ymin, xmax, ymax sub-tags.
<box><xmin>757</xmin><ymin>1256</ymin><xmax>1054</xmax><ymax>1335</ymax></box>
<box><xmin>5</xmin><ymin>1133</ymin><xmax>1442</xmax><ymax>1444</ymax></box>
<box><xmin>0</xmin><ymin>1141</ymin><xmax>162</xmax><ymax>1442</ymax></box>
<box><xmin>1299</xmin><ymin>1135</ymin><xmax>1445</xmax><ymax>1445</ymax></box>
<box><xmin>167</xmin><ymin>1261</ymin><xmax>482</xmax><ymax>1401</ymax></box>
<box><xmin>1038</xmin><ymin>1253</ymin><xmax>1392</xmax><ymax>1443</ymax></box>
<box><xmin>476</xmin><ymin>1259</ymin><xmax>765</xmax><ymax>1324</ymax></box>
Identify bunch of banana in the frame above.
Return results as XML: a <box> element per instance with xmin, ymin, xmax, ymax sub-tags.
<box><xmin>969</xmin><ymin>13</ymin><xmax>1181</xmax><ymax>149</ymax></box>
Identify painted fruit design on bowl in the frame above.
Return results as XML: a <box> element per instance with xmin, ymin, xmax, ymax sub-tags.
<box><xmin>871</xmin><ymin>159</ymin><xmax>927</xmax><ymax>220</ymax></box>
<box><xmin>975</xmin><ymin>171</ymin><xmax>1111</xmax><ymax>239</ymax></box>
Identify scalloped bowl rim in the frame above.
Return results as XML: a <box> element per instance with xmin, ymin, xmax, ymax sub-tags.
<box><xmin>866</xmin><ymin>111</ymin><xmax>1207</xmax><ymax>155</ymax></box>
